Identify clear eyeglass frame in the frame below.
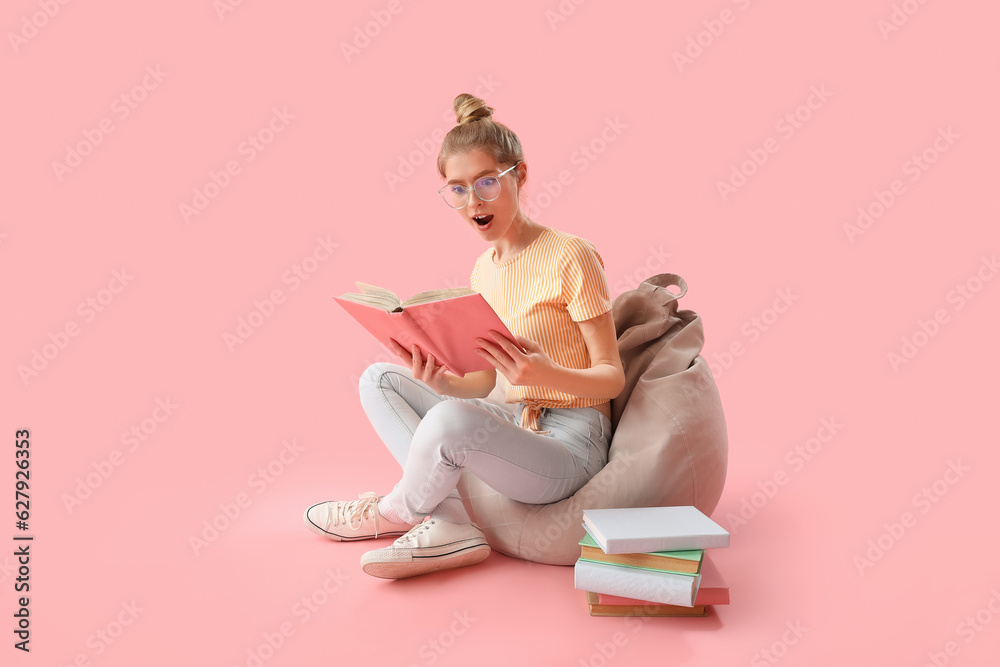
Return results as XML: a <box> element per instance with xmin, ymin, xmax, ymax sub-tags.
<box><xmin>438</xmin><ymin>162</ymin><xmax>521</xmax><ymax>209</ymax></box>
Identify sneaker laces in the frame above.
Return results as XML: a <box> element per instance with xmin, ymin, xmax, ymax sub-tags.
<box><xmin>393</xmin><ymin>517</ymin><xmax>435</xmax><ymax>546</ymax></box>
<box><xmin>334</xmin><ymin>493</ymin><xmax>381</xmax><ymax>534</ymax></box>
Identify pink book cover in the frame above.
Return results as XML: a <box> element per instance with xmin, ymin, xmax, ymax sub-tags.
<box><xmin>597</xmin><ymin>555</ymin><xmax>730</xmax><ymax>607</ymax></box>
<box><xmin>333</xmin><ymin>292</ymin><xmax>517</xmax><ymax>376</ymax></box>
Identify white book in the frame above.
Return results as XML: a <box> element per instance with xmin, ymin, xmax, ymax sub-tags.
<box><xmin>582</xmin><ymin>506</ymin><xmax>730</xmax><ymax>554</ymax></box>
<box><xmin>574</xmin><ymin>559</ymin><xmax>702</xmax><ymax>607</ymax></box>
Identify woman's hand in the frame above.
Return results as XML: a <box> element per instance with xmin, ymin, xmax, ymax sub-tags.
<box><xmin>475</xmin><ymin>331</ymin><xmax>554</xmax><ymax>387</ymax></box>
<box><xmin>388</xmin><ymin>338</ymin><xmax>451</xmax><ymax>394</ymax></box>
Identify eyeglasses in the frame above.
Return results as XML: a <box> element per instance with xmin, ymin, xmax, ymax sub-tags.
<box><xmin>438</xmin><ymin>162</ymin><xmax>521</xmax><ymax>209</ymax></box>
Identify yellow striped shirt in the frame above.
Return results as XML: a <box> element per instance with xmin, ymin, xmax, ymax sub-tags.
<box><xmin>470</xmin><ymin>226</ymin><xmax>612</xmax><ymax>430</ymax></box>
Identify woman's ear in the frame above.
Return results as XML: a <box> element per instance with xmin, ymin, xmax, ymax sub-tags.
<box><xmin>515</xmin><ymin>162</ymin><xmax>527</xmax><ymax>188</ymax></box>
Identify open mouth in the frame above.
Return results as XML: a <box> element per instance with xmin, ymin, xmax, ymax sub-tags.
<box><xmin>473</xmin><ymin>214</ymin><xmax>494</xmax><ymax>228</ymax></box>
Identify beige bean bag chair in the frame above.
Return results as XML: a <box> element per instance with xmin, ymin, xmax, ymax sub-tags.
<box><xmin>457</xmin><ymin>273</ymin><xmax>729</xmax><ymax>566</ymax></box>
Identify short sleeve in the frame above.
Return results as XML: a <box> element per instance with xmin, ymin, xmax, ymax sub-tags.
<box><xmin>470</xmin><ymin>258</ymin><xmax>481</xmax><ymax>292</ymax></box>
<box><xmin>560</xmin><ymin>237</ymin><xmax>612</xmax><ymax>322</ymax></box>
<box><xmin>470</xmin><ymin>250</ymin><xmax>488</xmax><ymax>293</ymax></box>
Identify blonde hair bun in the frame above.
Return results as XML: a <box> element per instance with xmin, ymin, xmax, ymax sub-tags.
<box><xmin>454</xmin><ymin>93</ymin><xmax>494</xmax><ymax>125</ymax></box>
<box><xmin>437</xmin><ymin>92</ymin><xmax>523</xmax><ymax>179</ymax></box>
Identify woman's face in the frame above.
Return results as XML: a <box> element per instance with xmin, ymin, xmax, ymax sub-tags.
<box><xmin>442</xmin><ymin>149</ymin><xmax>524</xmax><ymax>242</ymax></box>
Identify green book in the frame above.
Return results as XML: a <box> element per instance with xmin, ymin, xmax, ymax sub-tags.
<box><xmin>579</xmin><ymin>531</ymin><xmax>703</xmax><ymax>575</ymax></box>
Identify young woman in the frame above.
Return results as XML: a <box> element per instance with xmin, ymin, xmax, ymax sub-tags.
<box><xmin>304</xmin><ymin>93</ymin><xmax>625</xmax><ymax>579</ymax></box>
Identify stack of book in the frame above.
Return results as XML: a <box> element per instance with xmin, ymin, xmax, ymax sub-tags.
<box><xmin>574</xmin><ymin>506</ymin><xmax>731</xmax><ymax>617</ymax></box>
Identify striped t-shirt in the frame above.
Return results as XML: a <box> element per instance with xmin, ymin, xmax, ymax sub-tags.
<box><xmin>470</xmin><ymin>226</ymin><xmax>613</xmax><ymax>430</ymax></box>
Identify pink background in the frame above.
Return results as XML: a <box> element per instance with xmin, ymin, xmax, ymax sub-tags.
<box><xmin>3</xmin><ymin>1</ymin><xmax>999</xmax><ymax>665</ymax></box>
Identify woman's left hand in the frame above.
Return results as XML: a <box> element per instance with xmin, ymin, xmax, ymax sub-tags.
<box><xmin>475</xmin><ymin>331</ymin><xmax>554</xmax><ymax>386</ymax></box>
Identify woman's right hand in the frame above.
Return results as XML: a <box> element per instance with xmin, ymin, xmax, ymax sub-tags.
<box><xmin>388</xmin><ymin>339</ymin><xmax>452</xmax><ymax>395</ymax></box>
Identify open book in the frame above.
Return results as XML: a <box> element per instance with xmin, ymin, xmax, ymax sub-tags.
<box><xmin>334</xmin><ymin>282</ymin><xmax>518</xmax><ymax>376</ymax></box>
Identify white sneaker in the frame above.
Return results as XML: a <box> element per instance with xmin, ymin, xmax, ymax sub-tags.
<box><xmin>360</xmin><ymin>518</ymin><xmax>491</xmax><ymax>579</ymax></box>
<box><xmin>303</xmin><ymin>492</ymin><xmax>414</xmax><ymax>541</ymax></box>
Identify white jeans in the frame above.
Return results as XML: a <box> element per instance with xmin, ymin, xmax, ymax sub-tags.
<box><xmin>359</xmin><ymin>363</ymin><xmax>612</xmax><ymax>525</ymax></box>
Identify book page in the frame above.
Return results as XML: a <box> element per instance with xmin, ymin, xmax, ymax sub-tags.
<box><xmin>400</xmin><ymin>286</ymin><xmax>475</xmax><ymax>307</ymax></box>
<box><xmin>337</xmin><ymin>283</ymin><xmax>401</xmax><ymax>312</ymax></box>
